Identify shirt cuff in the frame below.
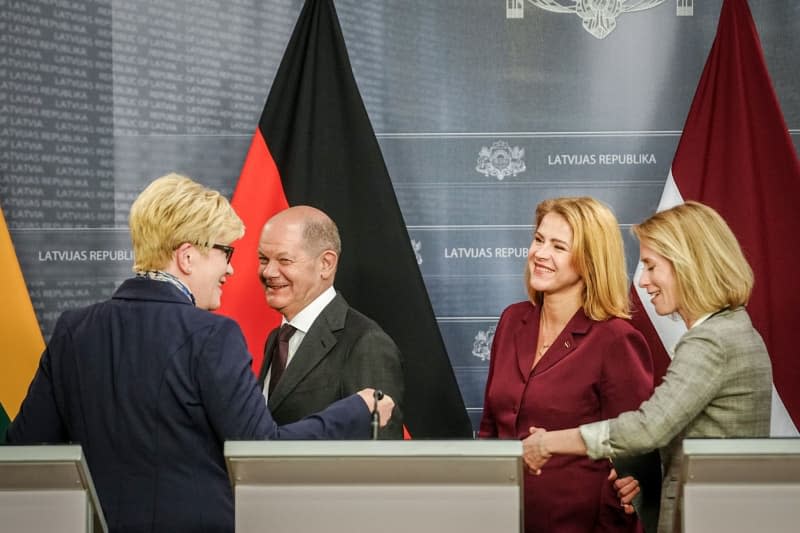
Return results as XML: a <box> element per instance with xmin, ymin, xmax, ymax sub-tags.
<box><xmin>579</xmin><ymin>420</ymin><xmax>613</xmax><ymax>460</ymax></box>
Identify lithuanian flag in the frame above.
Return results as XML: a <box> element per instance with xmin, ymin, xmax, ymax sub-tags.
<box><xmin>0</xmin><ymin>206</ymin><xmax>44</xmax><ymax>442</ymax></box>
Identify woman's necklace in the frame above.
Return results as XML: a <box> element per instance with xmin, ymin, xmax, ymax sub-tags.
<box><xmin>537</xmin><ymin>312</ymin><xmax>558</xmax><ymax>357</ymax></box>
<box><xmin>538</xmin><ymin>341</ymin><xmax>551</xmax><ymax>356</ymax></box>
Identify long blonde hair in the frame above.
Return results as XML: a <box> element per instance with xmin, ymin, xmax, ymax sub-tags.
<box><xmin>525</xmin><ymin>197</ymin><xmax>630</xmax><ymax>320</ymax></box>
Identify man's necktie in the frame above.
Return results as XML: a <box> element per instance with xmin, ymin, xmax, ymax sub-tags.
<box><xmin>268</xmin><ymin>323</ymin><xmax>296</xmax><ymax>395</ymax></box>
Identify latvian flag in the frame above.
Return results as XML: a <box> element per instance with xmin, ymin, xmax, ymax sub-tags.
<box><xmin>630</xmin><ymin>0</ymin><xmax>800</xmax><ymax>435</ymax></box>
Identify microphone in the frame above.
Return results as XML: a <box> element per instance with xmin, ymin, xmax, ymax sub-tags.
<box><xmin>371</xmin><ymin>389</ymin><xmax>384</xmax><ymax>440</ymax></box>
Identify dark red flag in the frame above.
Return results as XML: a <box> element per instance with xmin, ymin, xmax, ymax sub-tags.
<box><xmin>632</xmin><ymin>0</ymin><xmax>800</xmax><ymax>433</ymax></box>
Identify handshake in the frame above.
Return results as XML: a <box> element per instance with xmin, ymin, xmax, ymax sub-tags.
<box><xmin>522</xmin><ymin>427</ymin><xmax>640</xmax><ymax>514</ymax></box>
<box><xmin>522</xmin><ymin>426</ymin><xmax>552</xmax><ymax>475</ymax></box>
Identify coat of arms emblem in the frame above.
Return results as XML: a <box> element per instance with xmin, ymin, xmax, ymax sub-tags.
<box><xmin>476</xmin><ymin>141</ymin><xmax>526</xmax><ymax>181</ymax></box>
<box><xmin>525</xmin><ymin>0</ymin><xmax>667</xmax><ymax>39</ymax></box>
<box><xmin>411</xmin><ymin>238</ymin><xmax>423</xmax><ymax>265</ymax></box>
<box><xmin>472</xmin><ymin>325</ymin><xmax>497</xmax><ymax>362</ymax></box>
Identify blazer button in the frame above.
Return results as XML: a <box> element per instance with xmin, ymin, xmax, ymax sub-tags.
<box><xmin>564</xmin><ymin>340</ymin><xmax>571</xmax><ymax>348</ymax></box>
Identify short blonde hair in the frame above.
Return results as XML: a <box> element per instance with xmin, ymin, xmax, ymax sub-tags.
<box><xmin>632</xmin><ymin>201</ymin><xmax>753</xmax><ymax>319</ymax></box>
<box><xmin>525</xmin><ymin>197</ymin><xmax>630</xmax><ymax>320</ymax></box>
<box><xmin>129</xmin><ymin>173</ymin><xmax>244</xmax><ymax>271</ymax></box>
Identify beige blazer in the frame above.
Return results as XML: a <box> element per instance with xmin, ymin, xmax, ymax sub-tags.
<box><xmin>596</xmin><ymin>307</ymin><xmax>772</xmax><ymax>533</ymax></box>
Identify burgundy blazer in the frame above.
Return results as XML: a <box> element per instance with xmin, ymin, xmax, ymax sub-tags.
<box><xmin>479</xmin><ymin>301</ymin><xmax>654</xmax><ymax>533</ymax></box>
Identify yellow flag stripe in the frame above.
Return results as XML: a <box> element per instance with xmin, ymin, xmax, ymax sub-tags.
<box><xmin>0</xmin><ymin>207</ymin><xmax>44</xmax><ymax>420</ymax></box>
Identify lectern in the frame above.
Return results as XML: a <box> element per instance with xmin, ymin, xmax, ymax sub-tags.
<box><xmin>225</xmin><ymin>440</ymin><xmax>523</xmax><ymax>533</ymax></box>
<box><xmin>681</xmin><ymin>438</ymin><xmax>800</xmax><ymax>533</ymax></box>
<box><xmin>0</xmin><ymin>445</ymin><xmax>107</xmax><ymax>533</ymax></box>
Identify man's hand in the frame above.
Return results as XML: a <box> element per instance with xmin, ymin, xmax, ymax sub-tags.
<box><xmin>522</xmin><ymin>426</ymin><xmax>551</xmax><ymax>475</ymax></box>
<box><xmin>608</xmin><ymin>468</ymin><xmax>640</xmax><ymax>515</ymax></box>
<box><xmin>356</xmin><ymin>388</ymin><xmax>395</xmax><ymax>427</ymax></box>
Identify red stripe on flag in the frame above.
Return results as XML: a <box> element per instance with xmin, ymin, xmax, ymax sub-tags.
<box><xmin>669</xmin><ymin>0</ymin><xmax>800</xmax><ymax>428</ymax></box>
<box><xmin>217</xmin><ymin>128</ymin><xmax>287</xmax><ymax>372</ymax></box>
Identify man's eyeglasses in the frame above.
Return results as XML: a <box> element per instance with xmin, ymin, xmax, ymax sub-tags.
<box><xmin>212</xmin><ymin>243</ymin><xmax>235</xmax><ymax>264</ymax></box>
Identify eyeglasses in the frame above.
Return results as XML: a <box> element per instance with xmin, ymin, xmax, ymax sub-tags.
<box><xmin>212</xmin><ymin>243</ymin><xmax>235</xmax><ymax>264</ymax></box>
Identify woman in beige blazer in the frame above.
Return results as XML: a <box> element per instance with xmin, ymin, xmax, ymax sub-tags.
<box><xmin>521</xmin><ymin>201</ymin><xmax>773</xmax><ymax>533</ymax></box>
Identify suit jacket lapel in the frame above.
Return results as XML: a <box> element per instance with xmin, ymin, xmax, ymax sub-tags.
<box><xmin>515</xmin><ymin>304</ymin><xmax>539</xmax><ymax>378</ymax></box>
<box><xmin>532</xmin><ymin>309</ymin><xmax>591</xmax><ymax>375</ymax></box>
<box><xmin>267</xmin><ymin>294</ymin><xmax>348</xmax><ymax>411</ymax></box>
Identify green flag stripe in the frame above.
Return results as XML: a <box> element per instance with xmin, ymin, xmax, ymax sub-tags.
<box><xmin>0</xmin><ymin>402</ymin><xmax>10</xmax><ymax>444</ymax></box>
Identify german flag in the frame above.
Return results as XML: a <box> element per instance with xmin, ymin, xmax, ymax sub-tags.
<box><xmin>216</xmin><ymin>0</ymin><xmax>471</xmax><ymax>438</ymax></box>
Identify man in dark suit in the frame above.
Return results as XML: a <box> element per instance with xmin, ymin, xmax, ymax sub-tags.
<box><xmin>257</xmin><ymin>206</ymin><xmax>404</xmax><ymax>439</ymax></box>
<box><xmin>6</xmin><ymin>174</ymin><xmax>395</xmax><ymax>533</ymax></box>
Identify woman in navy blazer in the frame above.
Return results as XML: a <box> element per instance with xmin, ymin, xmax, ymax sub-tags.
<box><xmin>7</xmin><ymin>173</ymin><xmax>395</xmax><ymax>533</ymax></box>
<box><xmin>479</xmin><ymin>197</ymin><xmax>657</xmax><ymax>532</ymax></box>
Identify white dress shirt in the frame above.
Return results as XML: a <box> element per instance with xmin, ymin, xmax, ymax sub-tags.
<box><xmin>263</xmin><ymin>286</ymin><xmax>337</xmax><ymax>399</ymax></box>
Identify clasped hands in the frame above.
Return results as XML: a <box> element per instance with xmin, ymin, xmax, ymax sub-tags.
<box><xmin>522</xmin><ymin>426</ymin><xmax>551</xmax><ymax>475</ymax></box>
<box><xmin>522</xmin><ymin>426</ymin><xmax>640</xmax><ymax>514</ymax></box>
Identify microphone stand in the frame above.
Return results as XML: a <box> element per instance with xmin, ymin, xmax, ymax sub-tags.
<box><xmin>371</xmin><ymin>389</ymin><xmax>384</xmax><ymax>440</ymax></box>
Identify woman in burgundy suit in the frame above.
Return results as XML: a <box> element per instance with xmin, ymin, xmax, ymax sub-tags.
<box><xmin>479</xmin><ymin>197</ymin><xmax>655</xmax><ymax>532</ymax></box>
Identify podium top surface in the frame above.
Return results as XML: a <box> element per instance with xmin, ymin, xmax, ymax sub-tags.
<box><xmin>225</xmin><ymin>439</ymin><xmax>521</xmax><ymax>458</ymax></box>
<box><xmin>683</xmin><ymin>438</ymin><xmax>800</xmax><ymax>456</ymax></box>
<box><xmin>682</xmin><ymin>438</ymin><xmax>800</xmax><ymax>484</ymax></box>
<box><xmin>0</xmin><ymin>444</ymin><xmax>109</xmax><ymax>532</ymax></box>
<box><xmin>0</xmin><ymin>444</ymin><xmax>85</xmax><ymax>463</ymax></box>
<box><xmin>0</xmin><ymin>445</ymin><xmax>89</xmax><ymax>490</ymax></box>
<box><xmin>224</xmin><ymin>440</ymin><xmax>523</xmax><ymax>486</ymax></box>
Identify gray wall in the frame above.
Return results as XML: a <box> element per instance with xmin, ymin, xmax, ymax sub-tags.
<box><xmin>2</xmin><ymin>0</ymin><xmax>798</xmax><ymax>429</ymax></box>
